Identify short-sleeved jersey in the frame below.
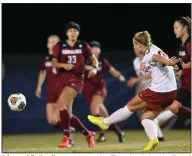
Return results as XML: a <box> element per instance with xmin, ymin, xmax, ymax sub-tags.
<box><xmin>52</xmin><ymin>40</ymin><xmax>93</xmax><ymax>79</ymax></box>
<box><xmin>177</xmin><ymin>37</ymin><xmax>191</xmax><ymax>91</ymax></box>
<box><xmin>133</xmin><ymin>57</ymin><xmax>151</xmax><ymax>89</ymax></box>
<box><xmin>40</xmin><ymin>55</ymin><xmax>58</xmax><ymax>87</ymax></box>
<box><xmin>141</xmin><ymin>44</ymin><xmax>177</xmax><ymax>92</ymax></box>
<box><xmin>84</xmin><ymin>56</ymin><xmax>111</xmax><ymax>87</ymax></box>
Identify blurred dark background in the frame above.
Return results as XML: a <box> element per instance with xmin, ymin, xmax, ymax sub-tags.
<box><xmin>2</xmin><ymin>3</ymin><xmax>191</xmax><ymax>134</ymax></box>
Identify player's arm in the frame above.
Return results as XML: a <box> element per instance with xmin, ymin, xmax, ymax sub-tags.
<box><xmin>127</xmin><ymin>74</ymin><xmax>151</xmax><ymax>87</ymax></box>
<box><xmin>105</xmin><ymin>59</ymin><xmax>125</xmax><ymax>82</ymax></box>
<box><xmin>152</xmin><ymin>54</ymin><xmax>179</xmax><ymax>66</ymax></box>
<box><xmin>84</xmin><ymin>43</ymin><xmax>99</xmax><ymax>78</ymax></box>
<box><xmin>52</xmin><ymin>43</ymin><xmax>74</xmax><ymax>70</ymax></box>
<box><xmin>89</xmin><ymin>54</ymin><xmax>99</xmax><ymax>68</ymax></box>
<box><xmin>36</xmin><ymin>61</ymin><xmax>46</xmax><ymax>98</ymax></box>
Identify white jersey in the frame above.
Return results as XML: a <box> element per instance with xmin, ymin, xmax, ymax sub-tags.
<box><xmin>133</xmin><ymin>57</ymin><xmax>151</xmax><ymax>90</ymax></box>
<box><xmin>141</xmin><ymin>44</ymin><xmax>177</xmax><ymax>92</ymax></box>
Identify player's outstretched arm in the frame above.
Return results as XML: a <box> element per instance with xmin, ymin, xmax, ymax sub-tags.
<box><xmin>152</xmin><ymin>54</ymin><xmax>179</xmax><ymax>66</ymax></box>
<box><xmin>108</xmin><ymin>67</ymin><xmax>126</xmax><ymax>82</ymax></box>
<box><xmin>127</xmin><ymin>74</ymin><xmax>151</xmax><ymax>87</ymax></box>
<box><xmin>36</xmin><ymin>70</ymin><xmax>46</xmax><ymax>98</ymax></box>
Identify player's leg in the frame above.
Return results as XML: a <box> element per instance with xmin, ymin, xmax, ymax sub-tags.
<box><xmin>89</xmin><ymin>95</ymin><xmax>106</xmax><ymax>142</ymax></box>
<box><xmin>46</xmin><ymin>103</ymin><xmax>60</xmax><ymax>127</ymax></box>
<box><xmin>100</xmin><ymin>104</ymin><xmax>125</xmax><ymax>142</ymax></box>
<box><xmin>57</xmin><ymin>86</ymin><xmax>78</xmax><ymax>148</ymax></box>
<box><xmin>141</xmin><ymin>108</ymin><xmax>161</xmax><ymax>152</ymax></box>
<box><xmin>169</xmin><ymin>88</ymin><xmax>191</xmax><ymax>119</ymax></box>
<box><xmin>88</xmin><ymin>94</ymin><xmax>148</xmax><ymax>130</ymax></box>
<box><xmin>154</xmin><ymin>109</ymin><xmax>176</xmax><ymax>141</ymax></box>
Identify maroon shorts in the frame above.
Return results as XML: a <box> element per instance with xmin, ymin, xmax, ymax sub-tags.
<box><xmin>82</xmin><ymin>80</ymin><xmax>107</xmax><ymax>104</ymax></box>
<box><xmin>138</xmin><ymin>88</ymin><xmax>177</xmax><ymax>110</ymax></box>
<box><xmin>59</xmin><ymin>73</ymin><xmax>84</xmax><ymax>93</ymax></box>
<box><xmin>46</xmin><ymin>82</ymin><xmax>59</xmax><ymax>103</ymax></box>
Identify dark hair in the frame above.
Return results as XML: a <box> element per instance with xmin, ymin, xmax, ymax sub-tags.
<box><xmin>175</xmin><ymin>16</ymin><xmax>191</xmax><ymax>34</ymax></box>
<box><xmin>89</xmin><ymin>41</ymin><xmax>101</xmax><ymax>48</ymax></box>
<box><xmin>65</xmin><ymin>22</ymin><xmax>80</xmax><ymax>33</ymax></box>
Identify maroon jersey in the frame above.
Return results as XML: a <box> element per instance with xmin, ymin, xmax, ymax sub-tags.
<box><xmin>40</xmin><ymin>55</ymin><xmax>58</xmax><ymax>88</ymax></box>
<box><xmin>84</xmin><ymin>56</ymin><xmax>111</xmax><ymax>88</ymax></box>
<box><xmin>52</xmin><ymin>40</ymin><xmax>93</xmax><ymax>80</ymax></box>
<box><xmin>178</xmin><ymin>37</ymin><xmax>191</xmax><ymax>91</ymax></box>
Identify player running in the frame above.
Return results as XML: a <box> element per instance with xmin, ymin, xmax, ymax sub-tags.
<box><xmin>127</xmin><ymin>50</ymin><xmax>176</xmax><ymax>141</ymax></box>
<box><xmin>169</xmin><ymin>16</ymin><xmax>191</xmax><ymax>120</ymax></box>
<box><xmin>88</xmin><ymin>31</ymin><xmax>185</xmax><ymax>152</ymax></box>
<box><xmin>36</xmin><ymin>35</ymin><xmax>61</xmax><ymax>128</ymax></box>
<box><xmin>83</xmin><ymin>41</ymin><xmax>126</xmax><ymax>142</ymax></box>
<box><xmin>52</xmin><ymin>22</ymin><xmax>98</xmax><ymax>148</ymax></box>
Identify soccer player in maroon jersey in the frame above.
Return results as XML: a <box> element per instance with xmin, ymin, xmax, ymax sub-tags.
<box><xmin>169</xmin><ymin>16</ymin><xmax>191</xmax><ymax>119</ymax></box>
<box><xmin>52</xmin><ymin>22</ymin><xmax>98</xmax><ymax>148</ymax></box>
<box><xmin>83</xmin><ymin>41</ymin><xmax>126</xmax><ymax>142</ymax></box>
<box><xmin>36</xmin><ymin>35</ymin><xmax>60</xmax><ymax>127</ymax></box>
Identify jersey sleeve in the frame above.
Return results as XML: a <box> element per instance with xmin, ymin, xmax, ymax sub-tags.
<box><xmin>103</xmin><ymin>58</ymin><xmax>111</xmax><ymax>71</ymax></box>
<box><xmin>52</xmin><ymin>43</ymin><xmax>60</xmax><ymax>59</ymax></box>
<box><xmin>40</xmin><ymin>60</ymin><xmax>45</xmax><ymax>70</ymax></box>
<box><xmin>83</xmin><ymin>43</ymin><xmax>93</xmax><ymax>58</ymax></box>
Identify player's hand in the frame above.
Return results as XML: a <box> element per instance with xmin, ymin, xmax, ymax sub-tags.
<box><xmin>127</xmin><ymin>77</ymin><xmax>138</xmax><ymax>87</ymax></box>
<box><xmin>63</xmin><ymin>64</ymin><xmax>74</xmax><ymax>71</ymax></box>
<box><xmin>169</xmin><ymin>56</ymin><xmax>179</xmax><ymax>66</ymax></box>
<box><xmin>140</xmin><ymin>62</ymin><xmax>147</xmax><ymax>72</ymax></box>
<box><xmin>175</xmin><ymin>70</ymin><xmax>182</xmax><ymax>81</ymax></box>
<box><xmin>118</xmin><ymin>75</ymin><xmax>126</xmax><ymax>82</ymax></box>
<box><xmin>36</xmin><ymin>87</ymin><xmax>41</xmax><ymax>98</ymax></box>
<box><xmin>88</xmin><ymin>68</ymin><xmax>97</xmax><ymax>78</ymax></box>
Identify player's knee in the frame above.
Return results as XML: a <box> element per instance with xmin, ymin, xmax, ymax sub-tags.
<box><xmin>169</xmin><ymin>102</ymin><xmax>181</xmax><ymax>114</ymax></box>
<box><xmin>47</xmin><ymin>118</ymin><xmax>58</xmax><ymax>125</ymax></box>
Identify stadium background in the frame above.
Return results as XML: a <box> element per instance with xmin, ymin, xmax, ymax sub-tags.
<box><xmin>2</xmin><ymin>3</ymin><xmax>191</xmax><ymax>134</ymax></box>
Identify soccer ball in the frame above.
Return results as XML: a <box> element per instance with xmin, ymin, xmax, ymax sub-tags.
<box><xmin>7</xmin><ymin>93</ymin><xmax>27</xmax><ymax>111</ymax></box>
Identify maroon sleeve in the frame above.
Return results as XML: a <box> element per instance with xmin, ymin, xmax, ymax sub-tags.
<box><xmin>52</xmin><ymin>43</ymin><xmax>60</xmax><ymax>59</ymax></box>
<box><xmin>103</xmin><ymin>58</ymin><xmax>111</xmax><ymax>71</ymax></box>
<box><xmin>83</xmin><ymin>43</ymin><xmax>93</xmax><ymax>58</ymax></box>
<box><xmin>40</xmin><ymin>60</ymin><xmax>45</xmax><ymax>70</ymax></box>
<box><xmin>186</xmin><ymin>42</ymin><xmax>191</xmax><ymax>61</ymax></box>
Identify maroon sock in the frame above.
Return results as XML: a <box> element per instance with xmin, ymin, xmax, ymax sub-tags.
<box><xmin>177</xmin><ymin>106</ymin><xmax>191</xmax><ymax>119</ymax></box>
<box><xmin>111</xmin><ymin>124</ymin><xmax>122</xmax><ymax>136</ymax></box>
<box><xmin>60</xmin><ymin>109</ymin><xmax>70</xmax><ymax>137</ymax></box>
<box><xmin>70</xmin><ymin>115</ymin><xmax>89</xmax><ymax>136</ymax></box>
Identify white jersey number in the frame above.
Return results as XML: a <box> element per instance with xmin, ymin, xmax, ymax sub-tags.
<box><xmin>68</xmin><ymin>55</ymin><xmax>77</xmax><ymax>64</ymax></box>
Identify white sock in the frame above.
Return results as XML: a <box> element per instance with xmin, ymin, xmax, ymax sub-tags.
<box><xmin>103</xmin><ymin>106</ymin><xmax>133</xmax><ymax>125</ymax></box>
<box><xmin>141</xmin><ymin>119</ymin><xmax>157</xmax><ymax>140</ymax></box>
<box><xmin>156</xmin><ymin>110</ymin><xmax>175</xmax><ymax>123</ymax></box>
<box><xmin>154</xmin><ymin>118</ymin><xmax>163</xmax><ymax>138</ymax></box>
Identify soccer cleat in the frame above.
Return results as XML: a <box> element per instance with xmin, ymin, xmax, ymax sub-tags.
<box><xmin>118</xmin><ymin>131</ymin><xmax>125</xmax><ymax>143</ymax></box>
<box><xmin>96</xmin><ymin>134</ymin><xmax>107</xmax><ymax>143</ymax></box>
<box><xmin>87</xmin><ymin>115</ymin><xmax>109</xmax><ymax>130</ymax></box>
<box><xmin>143</xmin><ymin>138</ymin><xmax>159</xmax><ymax>152</ymax></box>
<box><xmin>86</xmin><ymin>131</ymin><xmax>95</xmax><ymax>148</ymax></box>
<box><xmin>58</xmin><ymin>136</ymin><xmax>72</xmax><ymax>148</ymax></box>
<box><xmin>69</xmin><ymin>126</ymin><xmax>76</xmax><ymax>132</ymax></box>
<box><xmin>158</xmin><ymin>137</ymin><xmax>165</xmax><ymax>142</ymax></box>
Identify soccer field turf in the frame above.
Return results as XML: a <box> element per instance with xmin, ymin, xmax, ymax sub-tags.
<box><xmin>2</xmin><ymin>130</ymin><xmax>191</xmax><ymax>153</ymax></box>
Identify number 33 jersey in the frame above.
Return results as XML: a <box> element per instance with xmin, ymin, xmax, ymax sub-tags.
<box><xmin>141</xmin><ymin>44</ymin><xmax>177</xmax><ymax>92</ymax></box>
<box><xmin>52</xmin><ymin>40</ymin><xmax>93</xmax><ymax>79</ymax></box>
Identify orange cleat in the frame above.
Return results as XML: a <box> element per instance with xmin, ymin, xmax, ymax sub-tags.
<box><xmin>86</xmin><ymin>131</ymin><xmax>95</xmax><ymax>148</ymax></box>
<box><xmin>58</xmin><ymin>135</ymin><xmax>72</xmax><ymax>148</ymax></box>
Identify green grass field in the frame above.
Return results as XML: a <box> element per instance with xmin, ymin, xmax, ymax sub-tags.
<box><xmin>2</xmin><ymin>130</ymin><xmax>191</xmax><ymax>153</ymax></box>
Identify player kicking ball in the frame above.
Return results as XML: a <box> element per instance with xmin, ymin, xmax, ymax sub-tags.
<box><xmin>88</xmin><ymin>31</ymin><xmax>189</xmax><ymax>152</ymax></box>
